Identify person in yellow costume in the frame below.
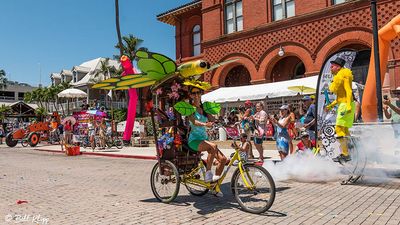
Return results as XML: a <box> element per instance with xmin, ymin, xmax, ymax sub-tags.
<box><xmin>326</xmin><ymin>57</ymin><xmax>355</xmax><ymax>162</ymax></box>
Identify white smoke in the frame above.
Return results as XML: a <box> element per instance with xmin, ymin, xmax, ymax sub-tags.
<box><xmin>263</xmin><ymin>151</ymin><xmax>343</xmax><ymax>183</ymax></box>
<box><xmin>354</xmin><ymin>124</ymin><xmax>400</xmax><ymax>182</ymax></box>
<box><xmin>263</xmin><ymin>124</ymin><xmax>400</xmax><ymax>183</ymax></box>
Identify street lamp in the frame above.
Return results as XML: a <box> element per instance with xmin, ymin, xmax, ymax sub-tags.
<box><xmin>278</xmin><ymin>46</ymin><xmax>285</xmax><ymax>57</ymax></box>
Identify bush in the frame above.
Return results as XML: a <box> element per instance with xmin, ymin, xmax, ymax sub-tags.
<box><xmin>112</xmin><ymin>108</ymin><xmax>127</xmax><ymax>122</ymax></box>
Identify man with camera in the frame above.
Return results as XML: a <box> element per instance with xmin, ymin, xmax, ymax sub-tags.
<box><xmin>383</xmin><ymin>91</ymin><xmax>400</xmax><ymax>138</ymax></box>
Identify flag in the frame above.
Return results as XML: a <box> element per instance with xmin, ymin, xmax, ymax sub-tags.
<box><xmin>108</xmin><ymin>90</ymin><xmax>112</xmax><ymax>98</ymax></box>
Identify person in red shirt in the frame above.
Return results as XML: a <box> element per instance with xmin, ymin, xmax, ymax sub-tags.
<box><xmin>296</xmin><ymin>131</ymin><xmax>316</xmax><ymax>153</ymax></box>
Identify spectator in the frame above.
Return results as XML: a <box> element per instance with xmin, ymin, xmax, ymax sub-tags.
<box><xmin>81</xmin><ymin>100</ymin><xmax>89</xmax><ymax>110</ymax></box>
<box><xmin>241</xmin><ymin>100</ymin><xmax>255</xmax><ymax>141</ymax></box>
<box><xmin>99</xmin><ymin>118</ymin><xmax>107</xmax><ymax>149</ymax></box>
<box><xmin>252</xmin><ymin>101</ymin><xmax>267</xmax><ymax>162</ymax></box>
<box><xmin>64</xmin><ymin>120</ymin><xmax>73</xmax><ymax>145</ymax></box>
<box><xmin>231</xmin><ymin>133</ymin><xmax>253</xmax><ymax>162</ymax></box>
<box><xmin>0</xmin><ymin>126</ymin><xmax>5</xmax><ymax>144</ymax></box>
<box><xmin>270</xmin><ymin>105</ymin><xmax>291</xmax><ymax>160</ymax></box>
<box><xmin>227</xmin><ymin>110</ymin><xmax>239</xmax><ymax>126</ymax></box>
<box><xmin>287</xmin><ymin>104</ymin><xmax>298</xmax><ymax>154</ymax></box>
<box><xmin>301</xmin><ymin>96</ymin><xmax>316</xmax><ymax>140</ymax></box>
<box><xmin>296</xmin><ymin>131</ymin><xmax>317</xmax><ymax>153</ymax></box>
<box><xmin>383</xmin><ymin>91</ymin><xmax>400</xmax><ymax>138</ymax></box>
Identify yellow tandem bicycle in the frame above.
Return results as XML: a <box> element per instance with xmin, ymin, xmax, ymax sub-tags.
<box><xmin>150</xmin><ymin>124</ymin><xmax>276</xmax><ymax>214</ymax></box>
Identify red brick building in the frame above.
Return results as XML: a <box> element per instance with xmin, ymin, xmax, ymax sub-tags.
<box><xmin>157</xmin><ymin>0</ymin><xmax>400</xmax><ymax>91</ymax></box>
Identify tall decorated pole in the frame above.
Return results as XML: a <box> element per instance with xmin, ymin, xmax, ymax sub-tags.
<box><xmin>115</xmin><ymin>0</ymin><xmax>139</xmax><ymax>144</ymax></box>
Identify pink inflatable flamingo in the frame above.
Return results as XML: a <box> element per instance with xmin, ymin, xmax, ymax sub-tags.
<box><xmin>120</xmin><ymin>55</ymin><xmax>138</xmax><ymax>142</ymax></box>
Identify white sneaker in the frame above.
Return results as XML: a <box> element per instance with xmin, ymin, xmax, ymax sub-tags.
<box><xmin>205</xmin><ymin>171</ymin><xmax>213</xmax><ymax>182</ymax></box>
<box><xmin>212</xmin><ymin>175</ymin><xmax>221</xmax><ymax>182</ymax></box>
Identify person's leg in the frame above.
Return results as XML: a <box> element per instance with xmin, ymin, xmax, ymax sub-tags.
<box><xmin>278</xmin><ymin>151</ymin><xmax>287</xmax><ymax>160</ymax></box>
<box><xmin>214</xmin><ymin>149</ymin><xmax>227</xmax><ymax>176</ymax></box>
<box><xmin>336</xmin><ymin>125</ymin><xmax>349</xmax><ymax>156</ymax></box>
<box><xmin>289</xmin><ymin>138</ymin><xmax>294</xmax><ymax>155</ymax></box>
<box><xmin>195</xmin><ymin>141</ymin><xmax>215</xmax><ymax>171</ymax></box>
<box><xmin>254</xmin><ymin>137</ymin><xmax>264</xmax><ymax>162</ymax></box>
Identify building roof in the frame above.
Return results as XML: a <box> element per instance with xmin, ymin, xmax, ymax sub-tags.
<box><xmin>157</xmin><ymin>0</ymin><xmax>201</xmax><ymax>26</ymax></box>
<box><xmin>72</xmin><ymin>66</ymin><xmax>91</xmax><ymax>73</ymax></box>
<box><xmin>70</xmin><ymin>58</ymin><xmax>120</xmax><ymax>87</ymax></box>
<box><xmin>0</xmin><ymin>101</ymin><xmax>38</xmax><ymax>110</ymax></box>
<box><xmin>50</xmin><ymin>73</ymin><xmax>61</xmax><ymax>79</ymax></box>
<box><xmin>60</xmin><ymin>69</ymin><xmax>73</xmax><ymax>76</ymax></box>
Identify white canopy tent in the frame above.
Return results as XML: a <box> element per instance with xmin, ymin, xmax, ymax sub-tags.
<box><xmin>202</xmin><ymin>75</ymin><xmax>360</xmax><ymax>103</ymax></box>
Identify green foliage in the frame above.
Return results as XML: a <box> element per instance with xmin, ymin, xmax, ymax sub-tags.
<box><xmin>0</xmin><ymin>104</ymin><xmax>12</xmax><ymax>121</ymax></box>
<box><xmin>114</xmin><ymin>34</ymin><xmax>143</xmax><ymax>61</ymax></box>
<box><xmin>0</xmin><ymin>69</ymin><xmax>7</xmax><ymax>90</ymax></box>
<box><xmin>113</xmin><ymin>108</ymin><xmax>127</xmax><ymax>122</ymax></box>
<box><xmin>35</xmin><ymin>107</ymin><xmax>47</xmax><ymax>121</ymax></box>
<box><xmin>139</xmin><ymin>117</ymin><xmax>158</xmax><ymax>137</ymax></box>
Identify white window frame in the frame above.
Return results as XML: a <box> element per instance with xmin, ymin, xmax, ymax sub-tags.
<box><xmin>225</xmin><ymin>0</ymin><xmax>243</xmax><ymax>34</ymax></box>
<box><xmin>332</xmin><ymin>0</ymin><xmax>346</xmax><ymax>5</ymax></box>
<box><xmin>272</xmin><ymin>0</ymin><xmax>295</xmax><ymax>21</ymax></box>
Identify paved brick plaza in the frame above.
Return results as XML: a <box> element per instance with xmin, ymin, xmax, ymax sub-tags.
<box><xmin>0</xmin><ymin>147</ymin><xmax>399</xmax><ymax>225</ymax></box>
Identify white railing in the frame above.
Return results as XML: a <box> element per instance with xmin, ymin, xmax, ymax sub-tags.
<box><xmin>48</xmin><ymin>100</ymin><xmax>127</xmax><ymax>114</ymax></box>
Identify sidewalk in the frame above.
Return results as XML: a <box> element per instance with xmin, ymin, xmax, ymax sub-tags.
<box><xmin>33</xmin><ymin>143</ymin><xmax>282</xmax><ymax>161</ymax></box>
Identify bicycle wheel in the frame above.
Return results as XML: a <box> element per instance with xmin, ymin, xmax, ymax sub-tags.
<box><xmin>184</xmin><ymin>161</ymin><xmax>209</xmax><ymax>196</ymax></box>
<box><xmin>115</xmin><ymin>138</ymin><xmax>123</xmax><ymax>149</ymax></box>
<box><xmin>232</xmin><ymin>164</ymin><xmax>275</xmax><ymax>214</ymax></box>
<box><xmin>150</xmin><ymin>160</ymin><xmax>180</xmax><ymax>203</ymax></box>
<box><xmin>21</xmin><ymin>139</ymin><xmax>29</xmax><ymax>147</ymax></box>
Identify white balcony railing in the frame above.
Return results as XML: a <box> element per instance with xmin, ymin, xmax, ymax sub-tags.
<box><xmin>48</xmin><ymin>100</ymin><xmax>127</xmax><ymax>114</ymax></box>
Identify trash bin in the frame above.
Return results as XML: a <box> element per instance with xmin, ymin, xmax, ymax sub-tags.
<box><xmin>219</xmin><ymin>127</ymin><xmax>227</xmax><ymax>141</ymax></box>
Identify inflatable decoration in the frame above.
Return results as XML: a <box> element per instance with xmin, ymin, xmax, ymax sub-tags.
<box><xmin>120</xmin><ymin>55</ymin><xmax>139</xmax><ymax>142</ymax></box>
<box><xmin>362</xmin><ymin>14</ymin><xmax>400</xmax><ymax>121</ymax></box>
<box><xmin>92</xmin><ymin>50</ymin><xmax>234</xmax><ymax>139</ymax></box>
<box><xmin>93</xmin><ymin>50</ymin><xmax>237</xmax><ymax>90</ymax></box>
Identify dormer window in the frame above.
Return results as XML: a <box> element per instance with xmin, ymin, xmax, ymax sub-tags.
<box><xmin>73</xmin><ymin>71</ymin><xmax>77</xmax><ymax>82</ymax></box>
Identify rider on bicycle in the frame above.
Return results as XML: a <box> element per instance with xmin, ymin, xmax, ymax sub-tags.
<box><xmin>187</xmin><ymin>86</ymin><xmax>227</xmax><ymax>183</ymax></box>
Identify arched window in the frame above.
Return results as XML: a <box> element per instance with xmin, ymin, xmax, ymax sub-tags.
<box><xmin>192</xmin><ymin>25</ymin><xmax>201</xmax><ymax>56</ymax></box>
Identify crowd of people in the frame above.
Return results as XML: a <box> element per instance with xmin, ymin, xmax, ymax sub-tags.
<box><xmin>220</xmin><ymin>96</ymin><xmax>318</xmax><ymax>161</ymax></box>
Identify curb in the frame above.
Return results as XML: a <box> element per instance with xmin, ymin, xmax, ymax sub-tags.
<box><xmin>34</xmin><ymin>148</ymin><xmax>157</xmax><ymax>160</ymax></box>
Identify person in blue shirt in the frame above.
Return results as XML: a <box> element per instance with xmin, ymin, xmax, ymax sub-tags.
<box><xmin>187</xmin><ymin>87</ymin><xmax>227</xmax><ymax>183</ymax></box>
<box><xmin>301</xmin><ymin>96</ymin><xmax>316</xmax><ymax>140</ymax></box>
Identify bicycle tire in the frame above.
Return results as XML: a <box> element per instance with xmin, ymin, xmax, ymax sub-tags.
<box><xmin>150</xmin><ymin>160</ymin><xmax>180</xmax><ymax>203</ymax></box>
<box><xmin>232</xmin><ymin>164</ymin><xmax>276</xmax><ymax>214</ymax></box>
<box><xmin>115</xmin><ymin>138</ymin><xmax>123</xmax><ymax>149</ymax></box>
<box><xmin>21</xmin><ymin>140</ymin><xmax>29</xmax><ymax>147</ymax></box>
<box><xmin>184</xmin><ymin>161</ymin><xmax>209</xmax><ymax>196</ymax></box>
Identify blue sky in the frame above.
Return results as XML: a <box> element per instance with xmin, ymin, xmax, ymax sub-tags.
<box><xmin>0</xmin><ymin>0</ymin><xmax>190</xmax><ymax>87</ymax></box>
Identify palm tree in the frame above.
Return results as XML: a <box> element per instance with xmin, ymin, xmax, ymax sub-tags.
<box><xmin>35</xmin><ymin>107</ymin><xmax>47</xmax><ymax>122</ymax></box>
<box><xmin>57</xmin><ymin>82</ymin><xmax>71</xmax><ymax>115</ymax></box>
<box><xmin>23</xmin><ymin>91</ymin><xmax>33</xmax><ymax>103</ymax></box>
<box><xmin>0</xmin><ymin>69</ymin><xmax>8</xmax><ymax>90</ymax></box>
<box><xmin>0</xmin><ymin>104</ymin><xmax>12</xmax><ymax>124</ymax></box>
<box><xmin>114</xmin><ymin>34</ymin><xmax>143</xmax><ymax>61</ymax></box>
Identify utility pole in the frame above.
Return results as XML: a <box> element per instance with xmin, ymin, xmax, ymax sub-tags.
<box><xmin>38</xmin><ymin>63</ymin><xmax>42</xmax><ymax>88</ymax></box>
<box><xmin>370</xmin><ymin>0</ymin><xmax>383</xmax><ymax>122</ymax></box>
